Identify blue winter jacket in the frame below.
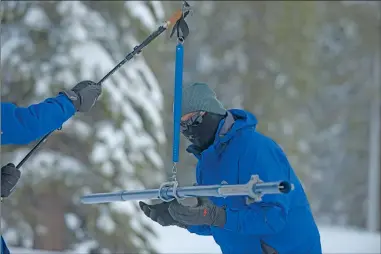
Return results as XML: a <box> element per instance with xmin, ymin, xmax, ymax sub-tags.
<box><xmin>0</xmin><ymin>94</ymin><xmax>75</xmax><ymax>254</ymax></box>
<box><xmin>1</xmin><ymin>237</ymin><xmax>9</xmax><ymax>254</ymax></box>
<box><xmin>186</xmin><ymin>109</ymin><xmax>322</xmax><ymax>254</ymax></box>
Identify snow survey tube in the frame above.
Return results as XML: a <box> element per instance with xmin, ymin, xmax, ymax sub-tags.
<box><xmin>80</xmin><ymin>175</ymin><xmax>294</xmax><ymax>204</ymax></box>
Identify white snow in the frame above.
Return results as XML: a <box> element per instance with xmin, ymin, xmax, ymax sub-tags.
<box><xmin>3</xmin><ymin>229</ymin><xmax>18</xmax><ymax>245</ymax></box>
<box><xmin>320</xmin><ymin>226</ymin><xmax>380</xmax><ymax>253</ymax></box>
<box><xmin>10</xmin><ymin>149</ymin><xmax>86</xmax><ymax>184</ymax></box>
<box><xmin>9</xmin><ymin>248</ymin><xmax>64</xmax><ymax>254</ymax></box>
<box><xmin>197</xmin><ymin>48</ymin><xmax>216</xmax><ymax>73</ymax></box>
<box><xmin>34</xmin><ymin>77</ymin><xmax>52</xmax><ymax>96</ymax></box>
<box><xmin>124</xmin><ymin>1</ymin><xmax>157</xmax><ymax>31</ymax></box>
<box><xmin>71</xmin><ymin>240</ymin><xmax>99</xmax><ymax>254</ymax></box>
<box><xmin>150</xmin><ymin>1</ymin><xmax>166</xmax><ymax>21</ymax></box>
<box><xmin>281</xmin><ymin>120</ymin><xmax>294</xmax><ymax>135</ymax></box>
<box><xmin>297</xmin><ymin>140</ymin><xmax>310</xmax><ymax>153</ymax></box>
<box><xmin>69</xmin><ymin>36</ymin><xmax>165</xmax><ymax>168</ymax></box>
<box><xmin>64</xmin><ymin>213</ymin><xmax>80</xmax><ymax>230</ymax></box>
<box><xmin>109</xmin><ymin>200</ymin><xmax>137</xmax><ymax>215</ymax></box>
<box><xmin>8</xmin><ymin>225</ymin><xmax>380</xmax><ymax>253</ymax></box>
<box><xmin>23</xmin><ymin>6</ymin><xmax>49</xmax><ymax>29</ymax></box>
<box><xmin>96</xmin><ymin>212</ymin><xmax>116</xmax><ymax>234</ymax></box>
<box><xmin>0</xmin><ymin>36</ymin><xmax>25</xmax><ymax>65</ymax></box>
<box><xmin>150</xmin><ymin>224</ymin><xmax>381</xmax><ymax>254</ymax></box>
<box><xmin>64</xmin><ymin>119</ymin><xmax>92</xmax><ymax>140</ymax></box>
<box><xmin>145</xmin><ymin>148</ymin><xmax>164</xmax><ymax>169</ymax></box>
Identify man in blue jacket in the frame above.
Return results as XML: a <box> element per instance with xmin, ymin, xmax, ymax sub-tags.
<box><xmin>1</xmin><ymin>80</ymin><xmax>102</xmax><ymax>254</ymax></box>
<box><xmin>140</xmin><ymin>82</ymin><xmax>322</xmax><ymax>254</ymax></box>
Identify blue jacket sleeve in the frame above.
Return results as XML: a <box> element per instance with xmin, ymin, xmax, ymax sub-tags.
<box><xmin>1</xmin><ymin>94</ymin><xmax>76</xmax><ymax>145</ymax></box>
<box><xmin>222</xmin><ymin>133</ymin><xmax>291</xmax><ymax>236</ymax></box>
<box><xmin>1</xmin><ymin>236</ymin><xmax>10</xmax><ymax>254</ymax></box>
<box><xmin>187</xmin><ymin>225</ymin><xmax>212</xmax><ymax>236</ymax></box>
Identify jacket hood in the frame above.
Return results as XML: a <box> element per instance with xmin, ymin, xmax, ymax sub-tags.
<box><xmin>186</xmin><ymin>109</ymin><xmax>258</xmax><ymax>156</ymax></box>
<box><xmin>217</xmin><ymin>109</ymin><xmax>258</xmax><ymax>143</ymax></box>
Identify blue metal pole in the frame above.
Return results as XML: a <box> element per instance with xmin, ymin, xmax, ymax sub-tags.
<box><xmin>80</xmin><ymin>175</ymin><xmax>293</xmax><ymax>204</ymax></box>
<box><xmin>172</xmin><ymin>42</ymin><xmax>184</xmax><ymax>163</ymax></box>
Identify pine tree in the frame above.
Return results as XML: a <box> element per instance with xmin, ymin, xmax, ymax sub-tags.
<box><xmin>1</xmin><ymin>1</ymin><xmax>166</xmax><ymax>252</ymax></box>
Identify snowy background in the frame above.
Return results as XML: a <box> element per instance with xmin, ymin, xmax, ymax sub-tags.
<box><xmin>1</xmin><ymin>1</ymin><xmax>381</xmax><ymax>253</ymax></box>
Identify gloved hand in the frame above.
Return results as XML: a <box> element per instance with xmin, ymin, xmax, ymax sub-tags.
<box><xmin>168</xmin><ymin>197</ymin><xmax>226</xmax><ymax>228</ymax></box>
<box><xmin>139</xmin><ymin>201</ymin><xmax>187</xmax><ymax>228</ymax></box>
<box><xmin>1</xmin><ymin>163</ymin><xmax>21</xmax><ymax>198</ymax></box>
<box><xmin>61</xmin><ymin>80</ymin><xmax>102</xmax><ymax>112</ymax></box>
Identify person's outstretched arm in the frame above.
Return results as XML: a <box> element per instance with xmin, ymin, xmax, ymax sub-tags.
<box><xmin>1</xmin><ymin>94</ymin><xmax>75</xmax><ymax>145</ymax></box>
<box><xmin>1</xmin><ymin>80</ymin><xmax>102</xmax><ymax>145</ymax></box>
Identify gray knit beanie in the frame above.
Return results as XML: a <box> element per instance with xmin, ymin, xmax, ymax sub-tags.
<box><xmin>181</xmin><ymin>82</ymin><xmax>226</xmax><ymax>116</ymax></box>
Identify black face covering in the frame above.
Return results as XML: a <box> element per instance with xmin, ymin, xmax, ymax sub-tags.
<box><xmin>181</xmin><ymin>112</ymin><xmax>226</xmax><ymax>151</ymax></box>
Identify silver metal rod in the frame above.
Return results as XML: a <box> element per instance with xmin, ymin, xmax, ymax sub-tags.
<box><xmin>81</xmin><ymin>175</ymin><xmax>294</xmax><ymax>204</ymax></box>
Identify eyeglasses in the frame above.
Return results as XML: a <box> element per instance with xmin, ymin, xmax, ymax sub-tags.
<box><xmin>180</xmin><ymin>111</ymin><xmax>206</xmax><ymax>132</ymax></box>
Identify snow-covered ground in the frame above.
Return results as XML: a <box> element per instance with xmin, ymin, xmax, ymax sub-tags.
<box><xmin>150</xmin><ymin>224</ymin><xmax>381</xmax><ymax>254</ymax></box>
<box><xmin>9</xmin><ymin>224</ymin><xmax>381</xmax><ymax>253</ymax></box>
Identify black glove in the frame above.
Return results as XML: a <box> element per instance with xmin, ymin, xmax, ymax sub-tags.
<box><xmin>1</xmin><ymin>163</ymin><xmax>21</xmax><ymax>198</ymax></box>
<box><xmin>61</xmin><ymin>80</ymin><xmax>102</xmax><ymax>112</ymax></box>
<box><xmin>168</xmin><ymin>197</ymin><xmax>226</xmax><ymax>228</ymax></box>
<box><xmin>139</xmin><ymin>201</ymin><xmax>187</xmax><ymax>228</ymax></box>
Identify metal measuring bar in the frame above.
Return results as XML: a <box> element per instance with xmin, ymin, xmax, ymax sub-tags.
<box><xmin>80</xmin><ymin>175</ymin><xmax>294</xmax><ymax>204</ymax></box>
